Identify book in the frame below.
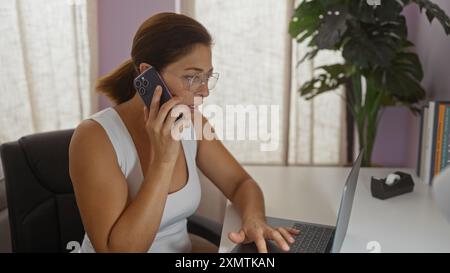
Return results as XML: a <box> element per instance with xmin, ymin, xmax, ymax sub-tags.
<box><xmin>417</xmin><ymin>106</ymin><xmax>428</xmax><ymax>178</ymax></box>
<box><xmin>432</xmin><ymin>104</ymin><xmax>445</xmax><ymax>179</ymax></box>
<box><xmin>423</xmin><ymin>101</ymin><xmax>436</xmax><ymax>184</ymax></box>
<box><xmin>441</xmin><ymin>106</ymin><xmax>450</xmax><ymax>170</ymax></box>
<box><xmin>419</xmin><ymin>101</ymin><xmax>450</xmax><ymax>184</ymax></box>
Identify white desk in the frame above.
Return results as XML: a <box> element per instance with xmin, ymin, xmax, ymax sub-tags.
<box><xmin>219</xmin><ymin>166</ymin><xmax>450</xmax><ymax>253</ymax></box>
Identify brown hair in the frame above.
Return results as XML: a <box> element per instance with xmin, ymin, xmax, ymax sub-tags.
<box><xmin>96</xmin><ymin>12</ymin><xmax>212</xmax><ymax>104</ymax></box>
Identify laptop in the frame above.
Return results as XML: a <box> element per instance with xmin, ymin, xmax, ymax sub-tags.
<box><xmin>230</xmin><ymin>150</ymin><xmax>364</xmax><ymax>253</ymax></box>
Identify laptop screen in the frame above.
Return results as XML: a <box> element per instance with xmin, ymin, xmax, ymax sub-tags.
<box><xmin>331</xmin><ymin>150</ymin><xmax>364</xmax><ymax>253</ymax></box>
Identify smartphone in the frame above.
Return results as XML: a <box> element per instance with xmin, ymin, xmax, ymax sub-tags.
<box><xmin>134</xmin><ymin>66</ymin><xmax>182</xmax><ymax>121</ymax></box>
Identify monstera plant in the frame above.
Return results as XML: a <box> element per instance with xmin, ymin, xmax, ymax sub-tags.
<box><xmin>289</xmin><ymin>0</ymin><xmax>450</xmax><ymax>166</ymax></box>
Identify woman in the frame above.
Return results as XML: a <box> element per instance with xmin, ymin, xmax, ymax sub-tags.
<box><xmin>69</xmin><ymin>12</ymin><xmax>298</xmax><ymax>253</ymax></box>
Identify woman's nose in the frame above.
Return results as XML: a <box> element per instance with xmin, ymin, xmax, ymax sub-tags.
<box><xmin>196</xmin><ymin>83</ymin><xmax>209</xmax><ymax>97</ymax></box>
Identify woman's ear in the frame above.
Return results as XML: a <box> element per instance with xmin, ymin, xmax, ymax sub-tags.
<box><xmin>139</xmin><ymin>63</ymin><xmax>151</xmax><ymax>74</ymax></box>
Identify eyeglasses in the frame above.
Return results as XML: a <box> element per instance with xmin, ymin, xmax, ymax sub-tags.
<box><xmin>182</xmin><ymin>72</ymin><xmax>219</xmax><ymax>92</ymax></box>
<box><xmin>164</xmin><ymin>70</ymin><xmax>219</xmax><ymax>92</ymax></box>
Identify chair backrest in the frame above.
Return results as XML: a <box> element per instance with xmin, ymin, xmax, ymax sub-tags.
<box><xmin>0</xmin><ymin>129</ymin><xmax>84</xmax><ymax>252</ymax></box>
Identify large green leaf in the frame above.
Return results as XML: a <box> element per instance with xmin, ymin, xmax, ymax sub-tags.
<box><xmin>413</xmin><ymin>0</ymin><xmax>450</xmax><ymax>34</ymax></box>
<box><xmin>373</xmin><ymin>52</ymin><xmax>425</xmax><ymax>103</ymax></box>
<box><xmin>296</xmin><ymin>48</ymin><xmax>319</xmax><ymax>67</ymax></box>
<box><xmin>289</xmin><ymin>1</ymin><xmax>324</xmax><ymax>42</ymax></box>
<box><xmin>342</xmin><ymin>16</ymin><xmax>407</xmax><ymax>68</ymax></box>
<box><xmin>299</xmin><ymin>64</ymin><xmax>351</xmax><ymax>100</ymax></box>
<box><xmin>349</xmin><ymin>0</ymin><xmax>403</xmax><ymax>23</ymax></box>
<box><xmin>289</xmin><ymin>0</ymin><xmax>350</xmax><ymax>47</ymax></box>
<box><xmin>315</xmin><ymin>5</ymin><xmax>349</xmax><ymax>49</ymax></box>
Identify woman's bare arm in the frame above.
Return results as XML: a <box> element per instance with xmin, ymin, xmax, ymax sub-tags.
<box><xmin>69</xmin><ymin>120</ymin><xmax>177</xmax><ymax>252</ymax></box>
<box><xmin>195</xmin><ymin>115</ymin><xmax>297</xmax><ymax>252</ymax></box>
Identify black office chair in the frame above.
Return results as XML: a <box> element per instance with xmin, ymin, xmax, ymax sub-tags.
<box><xmin>0</xmin><ymin>129</ymin><xmax>222</xmax><ymax>252</ymax></box>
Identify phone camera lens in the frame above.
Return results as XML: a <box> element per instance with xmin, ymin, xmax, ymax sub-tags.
<box><xmin>142</xmin><ymin>79</ymin><xmax>149</xmax><ymax>87</ymax></box>
<box><xmin>139</xmin><ymin>87</ymin><xmax>146</xmax><ymax>95</ymax></box>
<box><xmin>135</xmin><ymin>80</ymin><xmax>141</xmax><ymax>88</ymax></box>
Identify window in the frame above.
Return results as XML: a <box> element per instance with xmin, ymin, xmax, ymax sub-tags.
<box><xmin>183</xmin><ymin>0</ymin><xmax>347</xmax><ymax>165</ymax></box>
<box><xmin>0</xmin><ymin>0</ymin><xmax>98</xmax><ymax>144</ymax></box>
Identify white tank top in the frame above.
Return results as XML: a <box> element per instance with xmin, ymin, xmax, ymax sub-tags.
<box><xmin>79</xmin><ymin>107</ymin><xmax>201</xmax><ymax>253</ymax></box>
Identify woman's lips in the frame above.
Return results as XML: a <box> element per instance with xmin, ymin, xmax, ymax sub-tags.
<box><xmin>188</xmin><ymin>104</ymin><xmax>200</xmax><ymax>111</ymax></box>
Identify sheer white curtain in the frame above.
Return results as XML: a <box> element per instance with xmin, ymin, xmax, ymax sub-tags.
<box><xmin>288</xmin><ymin>0</ymin><xmax>347</xmax><ymax>165</ymax></box>
<box><xmin>185</xmin><ymin>0</ymin><xmax>292</xmax><ymax>164</ymax></box>
<box><xmin>182</xmin><ymin>0</ymin><xmax>346</xmax><ymax>165</ymax></box>
<box><xmin>0</xmin><ymin>0</ymin><xmax>98</xmax><ymax>145</ymax></box>
<box><xmin>288</xmin><ymin>40</ymin><xmax>348</xmax><ymax>165</ymax></box>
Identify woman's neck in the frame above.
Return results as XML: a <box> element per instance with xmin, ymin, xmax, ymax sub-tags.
<box><xmin>114</xmin><ymin>93</ymin><xmax>147</xmax><ymax>136</ymax></box>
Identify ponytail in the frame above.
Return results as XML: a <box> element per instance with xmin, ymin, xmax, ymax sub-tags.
<box><xmin>96</xmin><ymin>59</ymin><xmax>137</xmax><ymax>105</ymax></box>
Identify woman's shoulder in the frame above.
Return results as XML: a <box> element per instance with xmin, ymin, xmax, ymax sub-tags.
<box><xmin>72</xmin><ymin>107</ymin><xmax>118</xmax><ymax>146</ymax></box>
<box><xmin>74</xmin><ymin>118</ymin><xmax>106</xmax><ymax>140</ymax></box>
<box><xmin>70</xmin><ymin>118</ymin><xmax>114</xmax><ymax>160</ymax></box>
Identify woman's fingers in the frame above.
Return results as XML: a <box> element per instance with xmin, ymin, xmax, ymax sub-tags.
<box><xmin>277</xmin><ymin>227</ymin><xmax>295</xmax><ymax>244</ymax></box>
<box><xmin>155</xmin><ymin>97</ymin><xmax>182</xmax><ymax>129</ymax></box>
<box><xmin>148</xmin><ymin>85</ymin><xmax>162</xmax><ymax>121</ymax></box>
<box><xmin>143</xmin><ymin>106</ymin><xmax>149</xmax><ymax>122</ymax></box>
<box><xmin>228</xmin><ymin>225</ymin><xmax>299</xmax><ymax>253</ymax></box>
<box><xmin>255</xmin><ymin>237</ymin><xmax>268</xmax><ymax>253</ymax></box>
<box><xmin>287</xmin><ymin>227</ymin><xmax>301</xmax><ymax>235</ymax></box>
<box><xmin>162</xmin><ymin>110</ymin><xmax>182</xmax><ymax>138</ymax></box>
<box><xmin>267</xmin><ymin>229</ymin><xmax>290</xmax><ymax>252</ymax></box>
<box><xmin>228</xmin><ymin>230</ymin><xmax>246</xmax><ymax>244</ymax></box>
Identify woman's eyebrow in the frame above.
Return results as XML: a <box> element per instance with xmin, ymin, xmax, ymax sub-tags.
<box><xmin>184</xmin><ymin>67</ymin><xmax>214</xmax><ymax>73</ymax></box>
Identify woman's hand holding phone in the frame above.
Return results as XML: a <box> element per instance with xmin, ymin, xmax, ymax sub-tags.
<box><xmin>143</xmin><ymin>85</ymin><xmax>183</xmax><ymax>165</ymax></box>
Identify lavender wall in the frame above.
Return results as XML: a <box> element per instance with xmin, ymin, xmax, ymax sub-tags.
<box><xmin>372</xmin><ymin>1</ymin><xmax>450</xmax><ymax>167</ymax></box>
<box><xmin>97</xmin><ymin>0</ymin><xmax>176</xmax><ymax>110</ymax></box>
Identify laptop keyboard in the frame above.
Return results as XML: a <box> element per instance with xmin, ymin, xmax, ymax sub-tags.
<box><xmin>289</xmin><ymin>223</ymin><xmax>334</xmax><ymax>253</ymax></box>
